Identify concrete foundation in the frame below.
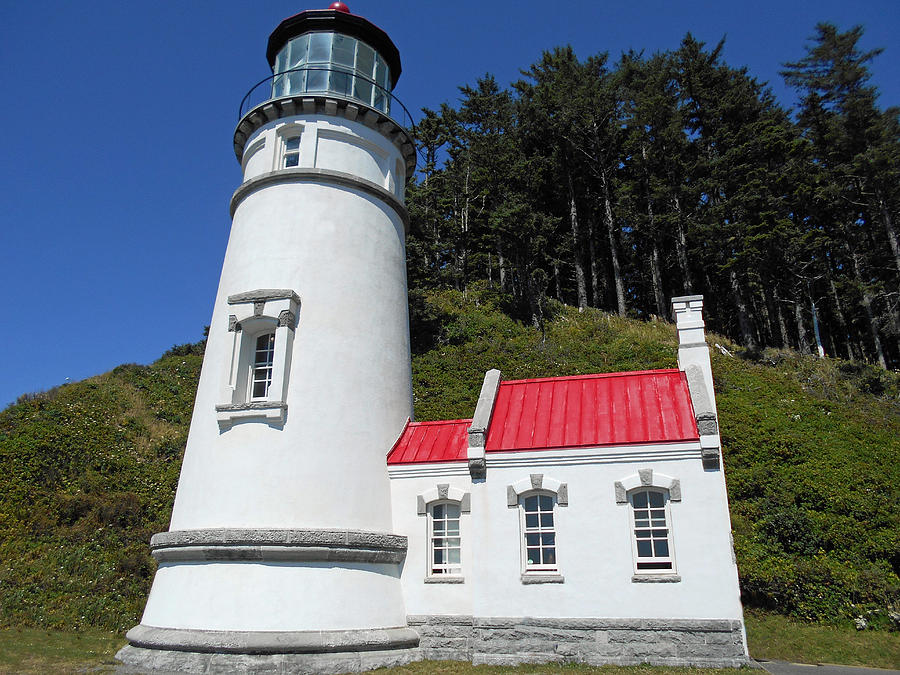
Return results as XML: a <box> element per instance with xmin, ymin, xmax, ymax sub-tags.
<box><xmin>408</xmin><ymin>615</ymin><xmax>749</xmax><ymax>668</ymax></box>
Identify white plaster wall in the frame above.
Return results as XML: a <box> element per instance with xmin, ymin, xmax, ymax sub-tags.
<box><xmin>168</xmin><ymin>113</ymin><xmax>411</xmax><ymax>534</ymax></box>
<box><xmin>390</xmin><ymin>469</ymin><xmax>474</xmax><ymax>617</ymax></box>
<box><xmin>390</xmin><ymin>449</ymin><xmax>743</xmax><ymax>622</ymax></box>
<box><xmin>141</xmin><ymin>562</ymin><xmax>407</xmax><ymax>631</ymax></box>
<box><xmin>170</xmin><ymin>178</ymin><xmax>411</xmax><ymax>531</ymax></box>
<box><xmin>240</xmin><ymin>115</ymin><xmax>401</xmax><ymax>190</ymax></box>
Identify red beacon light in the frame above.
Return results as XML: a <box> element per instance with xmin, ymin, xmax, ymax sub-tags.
<box><xmin>329</xmin><ymin>2</ymin><xmax>351</xmax><ymax>12</ymax></box>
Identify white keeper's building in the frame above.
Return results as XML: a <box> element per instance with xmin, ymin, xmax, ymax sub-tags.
<box><xmin>117</xmin><ymin>4</ymin><xmax>749</xmax><ymax>672</ymax></box>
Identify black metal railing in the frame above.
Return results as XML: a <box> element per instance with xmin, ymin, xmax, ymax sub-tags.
<box><xmin>238</xmin><ymin>66</ymin><xmax>414</xmax><ymax>130</ymax></box>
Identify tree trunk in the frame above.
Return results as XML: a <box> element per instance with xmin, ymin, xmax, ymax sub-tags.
<box><xmin>827</xmin><ymin>273</ymin><xmax>856</xmax><ymax>360</ymax></box>
<box><xmin>600</xmin><ymin>168</ymin><xmax>626</xmax><ymax>316</ymax></box>
<box><xmin>772</xmin><ymin>287</ymin><xmax>791</xmax><ymax>349</ymax></box>
<box><xmin>793</xmin><ymin>298</ymin><xmax>810</xmax><ymax>354</ymax></box>
<box><xmin>851</xmin><ymin>251</ymin><xmax>887</xmax><ymax>368</ymax></box>
<box><xmin>730</xmin><ymin>268</ymin><xmax>756</xmax><ymax>348</ymax></box>
<box><xmin>875</xmin><ymin>188</ymin><xmax>900</xmax><ymax>279</ymax></box>
<box><xmin>565</xmin><ymin>155</ymin><xmax>588</xmax><ymax>310</ymax></box>
<box><xmin>553</xmin><ymin>263</ymin><xmax>563</xmax><ymax>302</ymax></box>
<box><xmin>497</xmin><ymin>242</ymin><xmax>507</xmax><ymax>293</ymax></box>
<box><xmin>586</xmin><ymin>213</ymin><xmax>601</xmax><ymax>307</ymax></box>
<box><xmin>672</xmin><ymin>194</ymin><xmax>694</xmax><ymax>293</ymax></box>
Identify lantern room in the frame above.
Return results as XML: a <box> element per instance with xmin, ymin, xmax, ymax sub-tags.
<box><xmin>265</xmin><ymin>3</ymin><xmax>402</xmax><ymax>115</ymax></box>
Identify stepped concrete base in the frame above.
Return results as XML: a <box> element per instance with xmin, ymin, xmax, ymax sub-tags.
<box><xmin>116</xmin><ymin>625</ymin><xmax>422</xmax><ymax>674</ymax></box>
<box><xmin>116</xmin><ymin>644</ymin><xmax>423</xmax><ymax>674</ymax></box>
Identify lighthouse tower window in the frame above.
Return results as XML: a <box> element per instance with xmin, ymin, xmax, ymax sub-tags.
<box><xmin>283</xmin><ymin>136</ymin><xmax>301</xmax><ymax>168</ymax></box>
<box><xmin>250</xmin><ymin>332</ymin><xmax>276</xmax><ymax>400</ymax></box>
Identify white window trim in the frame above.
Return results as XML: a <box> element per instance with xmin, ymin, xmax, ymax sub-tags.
<box><xmin>518</xmin><ymin>490</ymin><xmax>559</xmax><ymax>575</ymax></box>
<box><xmin>427</xmin><ymin>500</ymin><xmax>463</xmax><ymax>579</ymax></box>
<box><xmin>628</xmin><ymin>488</ymin><xmax>677</xmax><ymax>576</ymax></box>
<box><xmin>506</xmin><ymin>474</ymin><xmax>567</xmax><ymax>583</ymax></box>
<box><xmin>248</xmin><ymin>331</ymin><xmax>276</xmax><ymax>401</ymax></box>
<box><xmin>274</xmin><ymin>123</ymin><xmax>306</xmax><ymax>171</ymax></box>
<box><xmin>615</xmin><ymin>469</ymin><xmax>681</xmax><ymax>581</ymax></box>
<box><xmin>416</xmin><ymin>485</ymin><xmax>470</xmax><ymax>583</ymax></box>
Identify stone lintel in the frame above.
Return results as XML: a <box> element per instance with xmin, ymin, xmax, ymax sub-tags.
<box><xmin>227</xmin><ymin>289</ymin><xmax>301</xmax><ymax>305</ymax></box>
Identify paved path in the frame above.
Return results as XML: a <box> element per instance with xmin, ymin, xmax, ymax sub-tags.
<box><xmin>758</xmin><ymin>660</ymin><xmax>900</xmax><ymax>675</ymax></box>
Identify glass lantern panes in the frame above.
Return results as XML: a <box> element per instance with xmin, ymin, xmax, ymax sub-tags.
<box><xmin>250</xmin><ymin>333</ymin><xmax>275</xmax><ymax>400</ymax></box>
<box><xmin>270</xmin><ymin>32</ymin><xmax>392</xmax><ymax>114</ymax></box>
<box><xmin>632</xmin><ymin>489</ymin><xmax>673</xmax><ymax>571</ymax></box>
<box><xmin>430</xmin><ymin>503</ymin><xmax>461</xmax><ymax>575</ymax></box>
<box><xmin>522</xmin><ymin>494</ymin><xmax>556</xmax><ymax>570</ymax></box>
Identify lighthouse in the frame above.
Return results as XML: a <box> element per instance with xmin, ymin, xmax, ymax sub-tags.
<box><xmin>118</xmin><ymin>3</ymin><xmax>420</xmax><ymax>672</ymax></box>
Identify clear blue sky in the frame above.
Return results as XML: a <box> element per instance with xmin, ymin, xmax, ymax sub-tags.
<box><xmin>1</xmin><ymin>0</ymin><xmax>898</xmax><ymax>408</ymax></box>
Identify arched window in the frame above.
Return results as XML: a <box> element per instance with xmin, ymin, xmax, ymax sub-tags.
<box><xmin>429</xmin><ymin>502</ymin><xmax>461</xmax><ymax>577</ymax></box>
<box><xmin>521</xmin><ymin>492</ymin><xmax>557</xmax><ymax>573</ymax></box>
<box><xmin>630</xmin><ymin>488</ymin><xmax>674</xmax><ymax>573</ymax></box>
<box><xmin>416</xmin><ymin>484</ymin><xmax>470</xmax><ymax>583</ymax></box>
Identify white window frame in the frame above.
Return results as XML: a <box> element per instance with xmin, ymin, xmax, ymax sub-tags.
<box><xmin>248</xmin><ymin>331</ymin><xmax>276</xmax><ymax>401</ymax></box>
<box><xmin>282</xmin><ymin>135</ymin><xmax>301</xmax><ymax>168</ymax></box>
<box><xmin>629</xmin><ymin>488</ymin><xmax>676</xmax><ymax>575</ymax></box>
<box><xmin>427</xmin><ymin>500</ymin><xmax>462</xmax><ymax>578</ymax></box>
<box><xmin>519</xmin><ymin>491</ymin><xmax>558</xmax><ymax>575</ymax></box>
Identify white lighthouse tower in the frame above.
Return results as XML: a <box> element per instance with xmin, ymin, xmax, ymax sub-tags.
<box><xmin>118</xmin><ymin>3</ymin><xmax>419</xmax><ymax>671</ymax></box>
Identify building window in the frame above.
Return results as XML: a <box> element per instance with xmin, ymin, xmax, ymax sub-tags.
<box><xmin>521</xmin><ymin>493</ymin><xmax>557</xmax><ymax>573</ymax></box>
<box><xmin>283</xmin><ymin>136</ymin><xmax>301</xmax><ymax>167</ymax></box>
<box><xmin>249</xmin><ymin>332</ymin><xmax>276</xmax><ymax>400</ymax></box>
<box><xmin>631</xmin><ymin>489</ymin><xmax>674</xmax><ymax>573</ymax></box>
<box><xmin>429</xmin><ymin>502</ymin><xmax>461</xmax><ymax>576</ymax></box>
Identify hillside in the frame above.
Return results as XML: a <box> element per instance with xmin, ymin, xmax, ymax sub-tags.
<box><xmin>0</xmin><ymin>289</ymin><xmax>897</xmax><ymax>633</ymax></box>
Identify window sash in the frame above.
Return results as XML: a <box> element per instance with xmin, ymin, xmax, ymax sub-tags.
<box><xmin>283</xmin><ymin>136</ymin><xmax>301</xmax><ymax>168</ymax></box>
<box><xmin>521</xmin><ymin>493</ymin><xmax>557</xmax><ymax>572</ymax></box>
<box><xmin>249</xmin><ymin>332</ymin><xmax>275</xmax><ymax>401</ymax></box>
<box><xmin>429</xmin><ymin>502</ymin><xmax>461</xmax><ymax>576</ymax></box>
<box><xmin>631</xmin><ymin>489</ymin><xmax>674</xmax><ymax>572</ymax></box>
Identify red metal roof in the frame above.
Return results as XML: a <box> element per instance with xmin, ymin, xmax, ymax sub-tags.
<box><xmin>485</xmin><ymin>370</ymin><xmax>698</xmax><ymax>452</ymax></box>
<box><xmin>387</xmin><ymin>419</ymin><xmax>471</xmax><ymax>465</ymax></box>
<box><xmin>387</xmin><ymin>370</ymin><xmax>699</xmax><ymax>465</ymax></box>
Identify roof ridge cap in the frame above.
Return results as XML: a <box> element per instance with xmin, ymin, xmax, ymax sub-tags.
<box><xmin>501</xmin><ymin>369</ymin><xmax>681</xmax><ymax>385</ymax></box>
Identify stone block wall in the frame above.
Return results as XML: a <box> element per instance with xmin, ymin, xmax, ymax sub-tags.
<box><xmin>407</xmin><ymin>615</ymin><xmax>748</xmax><ymax>668</ymax></box>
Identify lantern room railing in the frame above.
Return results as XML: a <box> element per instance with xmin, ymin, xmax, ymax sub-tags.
<box><xmin>239</xmin><ymin>66</ymin><xmax>414</xmax><ymax>130</ymax></box>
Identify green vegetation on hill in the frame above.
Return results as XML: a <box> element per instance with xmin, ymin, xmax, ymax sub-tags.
<box><xmin>0</xmin><ymin>290</ymin><xmax>897</xmax><ymax>633</ymax></box>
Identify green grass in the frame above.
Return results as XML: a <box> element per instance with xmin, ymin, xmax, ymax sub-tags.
<box><xmin>0</xmin><ymin>627</ymin><xmax>123</xmax><ymax>674</ymax></box>
<box><xmin>744</xmin><ymin>611</ymin><xmax>900</xmax><ymax>669</ymax></box>
<box><xmin>1</xmin><ymin>614</ymin><xmax>899</xmax><ymax>673</ymax></box>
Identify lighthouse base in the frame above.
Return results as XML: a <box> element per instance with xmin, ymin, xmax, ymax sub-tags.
<box><xmin>116</xmin><ymin>626</ymin><xmax>422</xmax><ymax>674</ymax></box>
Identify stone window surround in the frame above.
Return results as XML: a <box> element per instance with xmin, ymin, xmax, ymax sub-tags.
<box><xmin>615</xmin><ymin>469</ymin><xmax>681</xmax><ymax>583</ymax></box>
<box><xmin>508</xmin><ymin>474</ymin><xmax>568</xmax><ymax>584</ymax></box>
<box><xmin>216</xmin><ymin>289</ymin><xmax>300</xmax><ymax>429</ymax></box>
<box><xmin>417</xmin><ymin>484</ymin><xmax>471</xmax><ymax>584</ymax></box>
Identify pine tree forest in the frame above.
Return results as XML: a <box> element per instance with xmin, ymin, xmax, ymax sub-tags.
<box><xmin>405</xmin><ymin>24</ymin><xmax>900</xmax><ymax>369</ymax></box>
